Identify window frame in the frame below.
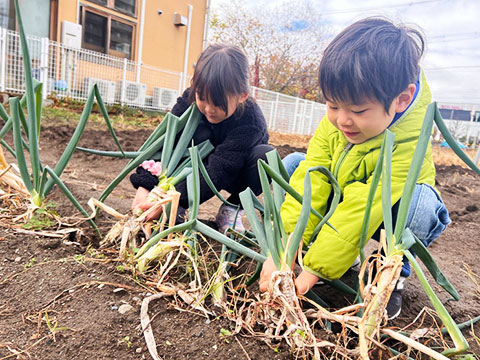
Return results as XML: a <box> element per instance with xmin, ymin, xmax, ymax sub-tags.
<box><xmin>86</xmin><ymin>0</ymin><xmax>137</xmax><ymax>18</ymax></box>
<box><xmin>80</xmin><ymin>6</ymin><xmax>136</xmax><ymax>60</ymax></box>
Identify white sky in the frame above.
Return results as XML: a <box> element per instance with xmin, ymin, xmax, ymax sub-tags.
<box><xmin>209</xmin><ymin>0</ymin><xmax>480</xmax><ymax>105</ymax></box>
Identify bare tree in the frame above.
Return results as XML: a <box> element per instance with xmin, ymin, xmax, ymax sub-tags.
<box><xmin>210</xmin><ymin>0</ymin><xmax>330</xmax><ymax>100</ymax></box>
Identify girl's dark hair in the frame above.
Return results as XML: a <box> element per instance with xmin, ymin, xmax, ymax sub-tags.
<box><xmin>188</xmin><ymin>44</ymin><xmax>250</xmax><ymax>114</ymax></box>
<box><xmin>319</xmin><ymin>17</ymin><xmax>425</xmax><ymax>113</ymax></box>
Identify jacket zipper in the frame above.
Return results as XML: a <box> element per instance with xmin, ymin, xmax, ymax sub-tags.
<box><xmin>333</xmin><ymin>143</ymin><xmax>353</xmax><ymax>178</ymax></box>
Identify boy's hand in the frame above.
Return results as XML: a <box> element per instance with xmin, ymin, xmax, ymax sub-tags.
<box><xmin>259</xmin><ymin>256</ymin><xmax>278</xmax><ymax>292</ymax></box>
<box><xmin>295</xmin><ymin>270</ymin><xmax>319</xmax><ymax>295</ymax></box>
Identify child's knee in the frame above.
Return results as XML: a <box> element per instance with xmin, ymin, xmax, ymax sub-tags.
<box><xmin>282</xmin><ymin>152</ymin><xmax>306</xmax><ymax>178</ymax></box>
<box><xmin>407</xmin><ymin>184</ymin><xmax>451</xmax><ymax>246</ymax></box>
<box><xmin>250</xmin><ymin>144</ymin><xmax>274</xmax><ymax>164</ymax></box>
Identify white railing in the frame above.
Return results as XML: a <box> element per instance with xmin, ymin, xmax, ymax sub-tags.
<box><xmin>0</xmin><ymin>27</ymin><xmax>327</xmax><ymax>135</ymax></box>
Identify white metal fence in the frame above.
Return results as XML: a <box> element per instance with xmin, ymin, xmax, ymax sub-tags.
<box><xmin>0</xmin><ymin>27</ymin><xmax>326</xmax><ymax>135</ymax></box>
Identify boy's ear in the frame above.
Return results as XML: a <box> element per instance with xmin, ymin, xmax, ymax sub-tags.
<box><xmin>393</xmin><ymin>84</ymin><xmax>416</xmax><ymax>113</ymax></box>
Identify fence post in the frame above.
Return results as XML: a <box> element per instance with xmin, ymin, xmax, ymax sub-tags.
<box><xmin>0</xmin><ymin>28</ymin><xmax>7</xmax><ymax>92</ymax></box>
<box><xmin>293</xmin><ymin>97</ymin><xmax>299</xmax><ymax>133</ymax></box>
<box><xmin>120</xmin><ymin>58</ymin><xmax>128</xmax><ymax>106</ymax></box>
<box><xmin>40</xmin><ymin>37</ymin><xmax>49</xmax><ymax>99</ymax></box>
<box><xmin>178</xmin><ymin>72</ymin><xmax>183</xmax><ymax>95</ymax></box>
<box><xmin>272</xmin><ymin>92</ymin><xmax>279</xmax><ymax>131</ymax></box>
<box><xmin>308</xmin><ymin>103</ymin><xmax>315</xmax><ymax>134</ymax></box>
<box><xmin>300</xmin><ymin>100</ymin><xmax>307</xmax><ymax>135</ymax></box>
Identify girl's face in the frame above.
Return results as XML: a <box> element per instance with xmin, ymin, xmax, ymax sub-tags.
<box><xmin>195</xmin><ymin>92</ymin><xmax>248</xmax><ymax>124</ymax></box>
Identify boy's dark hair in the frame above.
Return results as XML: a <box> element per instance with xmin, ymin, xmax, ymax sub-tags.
<box><xmin>189</xmin><ymin>44</ymin><xmax>250</xmax><ymax>114</ymax></box>
<box><xmin>319</xmin><ymin>17</ymin><xmax>425</xmax><ymax>113</ymax></box>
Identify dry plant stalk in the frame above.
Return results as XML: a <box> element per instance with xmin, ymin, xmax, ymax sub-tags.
<box><xmin>357</xmin><ymin>230</ymin><xmax>403</xmax><ymax>359</ymax></box>
<box><xmin>0</xmin><ymin>146</ymin><xmax>29</xmax><ymax>197</ymax></box>
<box><xmin>91</xmin><ymin>187</ymin><xmax>180</xmax><ymax>259</ymax></box>
<box><xmin>264</xmin><ymin>269</ymin><xmax>321</xmax><ymax>358</ymax></box>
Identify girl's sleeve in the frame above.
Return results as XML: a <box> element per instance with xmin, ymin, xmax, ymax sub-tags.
<box><xmin>130</xmin><ymin>89</ymin><xmax>191</xmax><ymax>190</ymax></box>
<box><xmin>280</xmin><ymin>117</ymin><xmax>333</xmax><ymax>242</ymax></box>
<box><xmin>175</xmin><ymin>104</ymin><xmax>268</xmax><ymax>208</ymax></box>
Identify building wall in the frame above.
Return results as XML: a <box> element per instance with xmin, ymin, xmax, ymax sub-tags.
<box><xmin>18</xmin><ymin>0</ymin><xmax>50</xmax><ymax>37</ymax></box>
<box><xmin>54</xmin><ymin>0</ymin><xmax>207</xmax><ymax>79</ymax></box>
<box><xmin>141</xmin><ymin>1</ymin><xmax>207</xmax><ymax>76</ymax></box>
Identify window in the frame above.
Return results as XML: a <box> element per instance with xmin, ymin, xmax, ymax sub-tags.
<box><xmin>114</xmin><ymin>0</ymin><xmax>135</xmax><ymax>16</ymax></box>
<box><xmin>81</xmin><ymin>7</ymin><xmax>135</xmax><ymax>59</ymax></box>
<box><xmin>89</xmin><ymin>0</ymin><xmax>136</xmax><ymax>17</ymax></box>
<box><xmin>439</xmin><ymin>109</ymin><xmax>453</xmax><ymax>120</ymax></box>
<box><xmin>440</xmin><ymin>108</ymin><xmax>472</xmax><ymax>122</ymax></box>
<box><xmin>84</xmin><ymin>11</ymin><xmax>108</xmax><ymax>53</ymax></box>
<box><xmin>451</xmin><ymin>110</ymin><xmax>471</xmax><ymax>121</ymax></box>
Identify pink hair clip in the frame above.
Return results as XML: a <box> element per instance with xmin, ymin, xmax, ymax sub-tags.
<box><xmin>140</xmin><ymin>160</ymin><xmax>163</xmax><ymax>176</ymax></box>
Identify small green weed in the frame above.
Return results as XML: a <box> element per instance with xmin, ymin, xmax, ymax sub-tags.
<box><xmin>44</xmin><ymin>311</ymin><xmax>68</xmax><ymax>342</ymax></box>
<box><xmin>73</xmin><ymin>254</ymin><xmax>85</xmax><ymax>264</ymax></box>
<box><xmin>219</xmin><ymin>328</ymin><xmax>232</xmax><ymax>343</ymax></box>
<box><xmin>119</xmin><ymin>335</ymin><xmax>133</xmax><ymax>348</ymax></box>
<box><xmin>23</xmin><ymin>202</ymin><xmax>58</xmax><ymax>230</ymax></box>
<box><xmin>86</xmin><ymin>244</ymin><xmax>105</xmax><ymax>259</ymax></box>
<box><xmin>24</xmin><ymin>257</ymin><xmax>36</xmax><ymax>269</ymax></box>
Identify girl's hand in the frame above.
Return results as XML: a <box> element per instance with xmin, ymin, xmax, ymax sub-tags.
<box><xmin>295</xmin><ymin>270</ymin><xmax>319</xmax><ymax>295</ymax></box>
<box><xmin>132</xmin><ymin>187</ymin><xmax>150</xmax><ymax>210</ymax></box>
<box><xmin>259</xmin><ymin>256</ymin><xmax>278</xmax><ymax>292</ymax></box>
<box><xmin>131</xmin><ymin>187</ymin><xmax>163</xmax><ymax>221</ymax></box>
<box><xmin>137</xmin><ymin>201</ymin><xmax>163</xmax><ymax>221</ymax></box>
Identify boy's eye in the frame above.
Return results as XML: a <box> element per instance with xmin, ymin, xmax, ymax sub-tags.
<box><xmin>328</xmin><ymin>105</ymin><xmax>338</xmax><ymax>110</ymax></box>
<box><xmin>353</xmin><ymin>109</ymin><xmax>366</xmax><ymax>114</ymax></box>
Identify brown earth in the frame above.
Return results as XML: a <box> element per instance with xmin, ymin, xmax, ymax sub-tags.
<box><xmin>0</xmin><ymin>123</ymin><xmax>479</xmax><ymax>359</ymax></box>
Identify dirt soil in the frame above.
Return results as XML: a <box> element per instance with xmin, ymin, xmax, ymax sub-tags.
<box><xmin>1</xmin><ymin>123</ymin><xmax>480</xmax><ymax>359</ymax></box>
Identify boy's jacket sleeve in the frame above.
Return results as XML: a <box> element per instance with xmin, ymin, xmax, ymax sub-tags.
<box><xmin>280</xmin><ymin>118</ymin><xmax>333</xmax><ymax>243</ymax></box>
<box><xmin>303</xmin><ymin>143</ymin><xmax>431</xmax><ymax>280</ymax></box>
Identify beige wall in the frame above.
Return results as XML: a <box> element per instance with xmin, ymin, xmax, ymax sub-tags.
<box><xmin>54</xmin><ymin>0</ymin><xmax>207</xmax><ymax>78</ymax></box>
<box><xmin>141</xmin><ymin>1</ymin><xmax>207</xmax><ymax>76</ymax></box>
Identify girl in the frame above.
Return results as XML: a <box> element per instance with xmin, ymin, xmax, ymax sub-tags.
<box><xmin>130</xmin><ymin>44</ymin><xmax>272</xmax><ymax>233</ymax></box>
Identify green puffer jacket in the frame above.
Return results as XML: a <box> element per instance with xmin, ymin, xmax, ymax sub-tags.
<box><xmin>280</xmin><ymin>72</ymin><xmax>435</xmax><ymax>280</ymax></box>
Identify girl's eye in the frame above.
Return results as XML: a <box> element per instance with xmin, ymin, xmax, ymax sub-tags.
<box><xmin>353</xmin><ymin>109</ymin><xmax>366</xmax><ymax>114</ymax></box>
<box><xmin>328</xmin><ymin>105</ymin><xmax>338</xmax><ymax>110</ymax></box>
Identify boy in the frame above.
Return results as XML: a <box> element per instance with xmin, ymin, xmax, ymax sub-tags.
<box><xmin>259</xmin><ymin>18</ymin><xmax>450</xmax><ymax>319</ymax></box>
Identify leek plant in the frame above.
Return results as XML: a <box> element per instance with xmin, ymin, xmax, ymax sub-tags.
<box><xmin>91</xmin><ymin>104</ymin><xmax>216</xmax><ymax>256</ymax></box>
<box><xmin>78</xmin><ymin>103</ymin><xmax>208</xmax><ymax>203</ymax></box>
<box><xmin>357</xmin><ymin>102</ymin><xmax>469</xmax><ymax>357</ymax></box>
<box><xmin>0</xmin><ymin>145</ymin><xmax>29</xmax><ymax>197</ymax></box>
<box><xmin>0</xmin><ymin>0</ymin><xmax>126</xmax><ymax>231</ymax></box>
<box><xmin>134</xmin><ymin>145</ymin><xmax>264</xmax><ymax>272</ymax></box>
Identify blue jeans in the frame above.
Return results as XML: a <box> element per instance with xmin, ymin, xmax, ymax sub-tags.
<box><xmin>283</xmin><ymin>152</ymin><xmax>306</xmax><ymax>178</ymax></box>
<box><xmin>281</xmin><ymin>152</ymin><xmax>451</xmax><ymax>277</ymax></box>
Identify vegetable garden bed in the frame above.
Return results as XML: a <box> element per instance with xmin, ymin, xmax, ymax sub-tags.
<box><xmin>0</xmin><ymin>122</ymin><xmax>479</xmax><ymax>359</ymax></box>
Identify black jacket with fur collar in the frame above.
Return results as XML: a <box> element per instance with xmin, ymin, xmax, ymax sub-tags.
<box><xmin>130</xmin><ymin>88</ymin><xmax>269</xmax><ymax>208</ymax></box>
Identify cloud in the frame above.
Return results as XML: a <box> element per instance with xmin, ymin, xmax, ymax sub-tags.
<box><xmin>211</xmin><ymin>0</ymin><xmax>480</xmax><ymax>104</ymax></box>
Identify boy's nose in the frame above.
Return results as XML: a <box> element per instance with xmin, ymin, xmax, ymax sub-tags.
<box><xmin>337</xmin><ymin>110</ymin><xmax>353</xmax><ymax>127</ymax></box>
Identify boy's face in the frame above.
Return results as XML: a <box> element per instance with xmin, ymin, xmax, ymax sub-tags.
<box><xmin>326</xmin><ymin>85</ymin><xmax>415</xmax><ymax>144</ymax></box>
<box><xmin>326</xmin><ymin>99</ymin><xmax>395</xmax><ymax>144</ymax></box>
